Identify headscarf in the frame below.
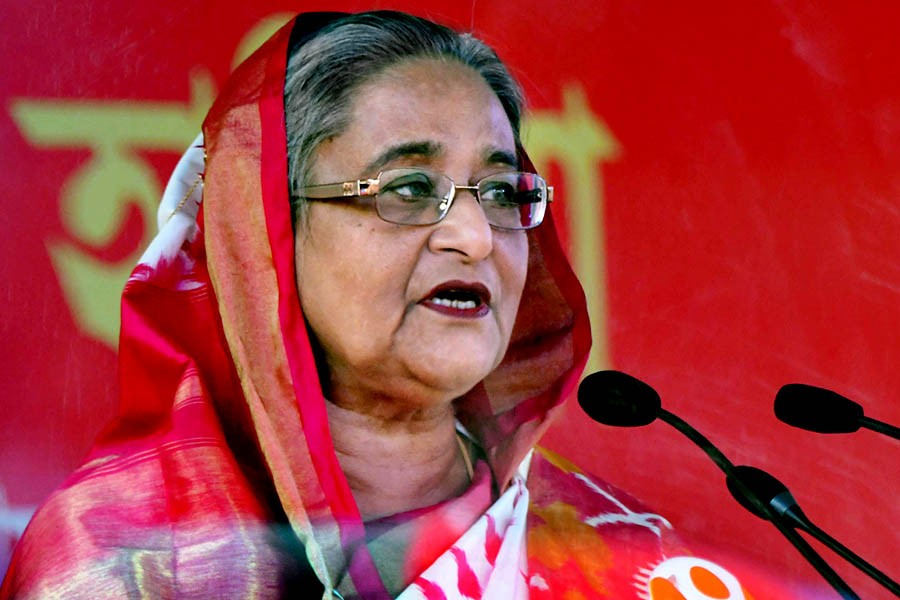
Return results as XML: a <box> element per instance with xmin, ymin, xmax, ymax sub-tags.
<box><xmin>1</xmin><ymin>12</ymin><xmax>590</xmax><ymax>599</ymax></box>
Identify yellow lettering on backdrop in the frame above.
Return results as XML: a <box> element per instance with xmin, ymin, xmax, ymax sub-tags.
<box><xmin>9</xmin><ymin>13</ymin><xmax>295</xmax><ymax>350</ymax></box>
<box><xmin>10</xmin><ymin>71</ymin><xmax>215</xmax><ymax>348</ymax></box>
<box><xmin>231</xmin><ymin>13</ymin><xmax>295</xmax><ymax>70</ymax></box>
<box><xmin>523</xmin><ymin>85</ymin><xmax>621</xmax><ymax>374</ymax></box>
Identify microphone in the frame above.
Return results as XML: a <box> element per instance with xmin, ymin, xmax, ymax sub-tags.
<box><xmin>577</xmin><ymin>370</ymin><xmax>659</xmax><ymax>426</ymax></box>
<box><xmin>775</xmin><ymin>384</ymin><xmax>900</xmax><ymax>440</ymax></box>
<box><xmin>727</xmin><ymin>466</ymin><xmax>900</xmax><ymax>597</ymax></box>
<box><xmin>578</xmin><ymin>370</ymin><xmax>861</xmax><ymax>599</ymax></box>
<box><xmin>578</xmin><ymin>370</ymin><xmax>734</xmax><ymax>474</ymax></box>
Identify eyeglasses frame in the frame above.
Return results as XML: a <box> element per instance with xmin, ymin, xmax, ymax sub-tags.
<box><xmin>294</xmin><ymin>169</ymin><xmax>554</xmax><ymax>230</ymax></box>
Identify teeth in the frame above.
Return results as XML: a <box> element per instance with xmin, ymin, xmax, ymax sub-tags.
<box><xmin>431</xmin><ymin>297</ymin><xmax>478</xmax><ymax>309</ymax></box>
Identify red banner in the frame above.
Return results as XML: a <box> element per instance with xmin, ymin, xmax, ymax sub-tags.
<box><xmin>3</xmin><ymin>1</ymin><xmax>899</xmax><ymax>597</ymax></box>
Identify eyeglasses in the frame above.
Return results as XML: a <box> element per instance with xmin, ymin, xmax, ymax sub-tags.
<box><xmin>294</xmin><ymin>168</ymin><xmax>552</xmax><ymax>230</ymax></box>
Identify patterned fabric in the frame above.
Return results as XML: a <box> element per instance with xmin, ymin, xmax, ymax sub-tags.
<box><xmin>399</xmin><ymin>455</ymin><xmax>531</xmax><ymax>600</ymax></box>
<box><xmin>399</xmin><ymin>448</ymin><xmax>676</xmax><ymax>600</ymax></box>
<box><xmin>526</xmin><ymin>449</ymin><xmax>678</xmax><ymax>599</ymax></box>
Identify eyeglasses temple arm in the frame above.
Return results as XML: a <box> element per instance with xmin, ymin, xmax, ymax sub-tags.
<box><xmin>295</xmin><ymin>179</ymin><xmax>380</xmax><ymax>199</ymax></box>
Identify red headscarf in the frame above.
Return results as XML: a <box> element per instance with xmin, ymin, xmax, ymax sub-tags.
<box><xmin>1</xmin><ymin>12</ymin><xmax>589</xmax><ymax>598</ymax></box>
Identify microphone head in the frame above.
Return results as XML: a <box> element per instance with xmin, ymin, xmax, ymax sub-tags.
<box><xmin>577</xmin><ymin>370</ymin><xmax>661</xmax><ymax>427</ymax></box>
<box><xmin>775</xmin><ymin>384</ymin><xmax>864</xmax><ymax>434</ymax></box>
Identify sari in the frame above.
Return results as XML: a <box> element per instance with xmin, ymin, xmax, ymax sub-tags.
<box><xmin>1</xmin><ymin>12</ymin><xmax>797</xmax><ymax>600</ymax></box>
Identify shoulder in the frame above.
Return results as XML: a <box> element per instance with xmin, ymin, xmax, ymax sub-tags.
<box><xmin>2</xmin><ymin>444</ymin><xmax>291</xmax><ymax>599</ymax></box>
<box><xmin>2</xmin><ymin>464</ymin><xmax>156</xmax><ymax>599</ymax></box>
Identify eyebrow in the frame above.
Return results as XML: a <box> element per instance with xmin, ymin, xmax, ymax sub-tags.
<box><xmin>362</xmin><ymin>142</ymin><xmax>520</xmax><ymax>175</ymax></box>
<box><xmin>362</xmin><ymin>141</ymin><xmax>440</xmax><ymax>175</ymax></box>
<box><xmin>486</xmin><ymin>149</ymin><xmax>519</xmax><ymax>168</ymax></box>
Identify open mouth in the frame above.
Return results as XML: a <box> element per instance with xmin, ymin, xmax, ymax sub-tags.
<box><xmin>421</xmin><ymin>282</ymin><xmax>491</xmax><ymax>317</ymax></box>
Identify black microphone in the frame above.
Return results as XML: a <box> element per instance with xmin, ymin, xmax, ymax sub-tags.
<box><xmin>578</xmin><ymin>370</ymin><xmax>735</xmax><ymax>474</ymax></box>
<box><xmin>775</xmin><ymin>384</ymin><xmax>900</xmax><ymax>440</ymax></box>
<box><xmin>578</xmin><ymin>370</ymin><xmax>860</xmax><ymax>600</ymax></box>
<box><xmin>727</xmin><ymin>466</ymin><xmax>900</xmax><ymax>597</ymax></box>
<box><xmin>577</xmin><ymin>370</ymin><xmax>660</xmax><ymax>426</ymax></box>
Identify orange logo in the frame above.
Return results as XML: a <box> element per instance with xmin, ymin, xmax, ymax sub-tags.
<box><xmin>648</xmin><ymin>557</ymin><xmax>747</xmax><ymax>600</ymax></box>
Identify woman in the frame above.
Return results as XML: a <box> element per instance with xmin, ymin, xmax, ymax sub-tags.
<box><xmin>2</xmin><ymin>11</ymin><xmax>759</xmax><ymax>600</ymax></box>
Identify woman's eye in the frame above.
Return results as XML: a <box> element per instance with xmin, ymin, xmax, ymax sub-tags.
<box><xmin>381</xmin><ymin>174</ymin><xmax>435</xmax><ymax>199</ymax></box>
<box><xmin>480</xmin><ymin>182</ymin><xmax>518</xmax><ymax>206</ymax></box>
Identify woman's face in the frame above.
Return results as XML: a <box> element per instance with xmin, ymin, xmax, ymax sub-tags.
<box><xmin>295</xmin><ymin>58</ymin><xmax>528</xmax><ymax>414</ymax></box>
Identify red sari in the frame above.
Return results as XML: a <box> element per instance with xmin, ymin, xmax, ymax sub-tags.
<box><xmin>1</xmin><ymin>12</ymin><xmax>810</xmax><ymax>600</ymax></box>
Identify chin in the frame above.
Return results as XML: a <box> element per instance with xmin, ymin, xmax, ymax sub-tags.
<box><xmin>407</xmin><ymin>351</ymin><xmax>502</xmax><ymax>399</ymax></box>
<box><xmin>392</xmin><ymin>324</ymin><xmax>511</xmax><ymax>398</ymax></box>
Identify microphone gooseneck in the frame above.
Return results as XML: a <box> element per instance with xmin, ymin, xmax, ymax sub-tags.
<box><xmin>775</xmin><ymin>383</ymin><xmax>900</xmax><ymax>440</ymax></box>
<box><xmin>577</xmin><ymin>371</ymin><xmax>734</xmax><ymax>473</ymax></box>
<box><xmin>578</xmin><ymin>370</ymin><xmax>861</xmax><ymax>600</ymax></box>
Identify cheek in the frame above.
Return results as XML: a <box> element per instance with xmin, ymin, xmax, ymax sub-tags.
<box><xmin>499</xmin><ymin>233</ymin><xmax>530</xmax><ymax>319</ymax></box>
<box><xmin>295</xmin><ymin>237</ymin><xmax>332</xmax><ymax>343</ymax></box>
<box><xmin>296</xmin><ymin>210</ymin><xmax>378</xmax><ymax>308</ymax></box>
<box><xmin>294</xmin><ymin>222</ymin><xmax>362</xmax><ymax>357</ymax></box>
<box><xmin>295</xmin><ymin>222</ymin><xmax>413</xmax><ymax>357</ymax></box>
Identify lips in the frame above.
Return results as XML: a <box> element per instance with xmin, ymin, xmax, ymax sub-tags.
<box><xmin>420</xmin><ymin>280</ymin><xmax>491</xmax><ymax>318</ymax></box>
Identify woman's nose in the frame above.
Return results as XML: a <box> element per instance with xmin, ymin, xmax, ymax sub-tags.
<box><xmin>427</xmin><ymin>190</ymin><xmax>493</xmax><ymax>261</ymax></box>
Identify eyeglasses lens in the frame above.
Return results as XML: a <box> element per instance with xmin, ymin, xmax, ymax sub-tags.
<box><xmin>478</xmin><ymin>172</ymin><xmax>546</xmax><ymax>230</ymax></box>
<box><xmin>374</xmin><ymin>169</ymin><xmax>546</xmax><ymax>229</ymax></box>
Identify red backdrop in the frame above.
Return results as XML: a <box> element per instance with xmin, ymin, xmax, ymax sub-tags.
<box><xmin>2</xmin><ymin>1</ymin><xmax>898</xmax><ymax>598</ymax></box>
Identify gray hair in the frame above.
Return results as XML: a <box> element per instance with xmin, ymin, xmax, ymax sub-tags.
<box><xmin>284</xmin><ymin>11</ymin><xmax>524</xmax><ymax>225</ymax></box>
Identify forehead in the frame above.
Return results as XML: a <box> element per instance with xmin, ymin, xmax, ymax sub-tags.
<box><xmin>315</xmin><ymin>59</ymin><xmax>516</xmax><ymax>180</ymax></box>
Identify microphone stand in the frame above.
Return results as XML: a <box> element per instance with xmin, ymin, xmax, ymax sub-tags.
<box><xmin>658</xmin><ymin>409</ymin><xmax>861</xmax><ymax>600</ymax></box>
<box><xmin>859</xmin><ymin>415</ymin><xmax>900</xmax><ymax>441</ymax></box>
<box><xmin>774</xmin><ymin>495</ymin><xmax>900</xmax><ymax>597</ymax></box>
